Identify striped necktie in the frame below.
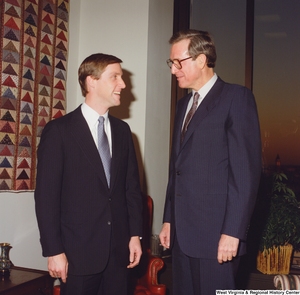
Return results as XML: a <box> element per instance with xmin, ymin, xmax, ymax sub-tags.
<box><xmin>180</xmin><ymin>92</ymin><xmax>200</xmax><ymax>144</ymax></box>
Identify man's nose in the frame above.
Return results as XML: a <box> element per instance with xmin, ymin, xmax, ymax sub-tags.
<box><xmin>120</xmin><ymin>78</ymin><xmax>126</xmax><ymax>89</ymax></box>
<box><xmin>170</xmin><ymin>64</ymin><xmax>178</xmax><ymax>75</ymax></box>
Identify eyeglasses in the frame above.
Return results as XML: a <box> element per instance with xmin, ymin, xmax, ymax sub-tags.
<box><xmin>166</xmin><ymin>56</ymin><xmax>192</xmax><ymax>69</ymax></box>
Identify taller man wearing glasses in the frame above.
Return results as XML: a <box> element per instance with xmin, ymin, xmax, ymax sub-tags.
<box><xmin>159</xmin><ymin>30</ymin><xmax>262</xmax><ymax>294</ymax></box>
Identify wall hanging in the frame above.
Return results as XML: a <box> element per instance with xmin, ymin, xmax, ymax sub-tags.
<box><xmin>0</xmin><ymin>0</ymin><xmax>69</xmax><ymax>191</ymax></box>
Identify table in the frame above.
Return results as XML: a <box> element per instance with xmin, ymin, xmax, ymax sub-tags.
<box><xmin>0</xmin><ymin>266</ymin><xmax>53</xmax><ymax>295</ymax></box>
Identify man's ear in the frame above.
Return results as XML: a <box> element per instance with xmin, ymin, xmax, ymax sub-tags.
<box><xmin>86</xmin><ymin>75</ymin><xmax>95</xmax><ymax>91</ymax></box>
<box><xmin>196</xmin><ymin>54</ymin><xmax>207</xmax><ymax>69</ymax></box>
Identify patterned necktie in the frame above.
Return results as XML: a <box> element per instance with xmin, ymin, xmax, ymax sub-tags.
<box><xmin>180</xmin><ymin>92</ymin><xmax>200</xmax><ymax>144</ymax></box>
<box><xmin>98</xmin><ymin>116</ymin><xmax>111</xmax><ymax>186</ymax></box>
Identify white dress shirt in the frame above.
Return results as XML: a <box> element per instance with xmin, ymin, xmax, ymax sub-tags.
<box><xmin>183</xmin><ymin>73</ymin><xmax>218</xmax><ymax>124</ymax></box>
<box><xmin>81</xmin><ymin>103</ymin><xmax>112</xmax><ymax>155</ymax></box>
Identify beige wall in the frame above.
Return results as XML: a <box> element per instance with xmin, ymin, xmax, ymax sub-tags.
<box><xmin>0</xmin><ymin>0</ymin><xmax>173</xmax><ymax>270</ymax></box>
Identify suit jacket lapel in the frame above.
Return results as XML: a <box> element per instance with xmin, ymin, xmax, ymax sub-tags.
<box><xmin>173</xmin><ymin>92</ymin><xmax>192</xmax><ymax>156</ymax></box>
<box><xmin>180</xmin><ymin>78</ymin><xmax>225</xmax><ymax>149</ymax></box>
<box><xmin>109</xmin><ymin>115</ymin><xmax>122</xmax><ymax>192</ymax></box>
<box><xmin>69</xmin><ymin>106</ymin><xmax>109</xmax><ymax>189</ymax></box>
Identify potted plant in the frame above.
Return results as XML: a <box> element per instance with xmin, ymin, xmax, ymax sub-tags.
<box><xmin>257</xmin><ymin>172</ymin><xmax>300</xmax><ymax>274</ymax></box>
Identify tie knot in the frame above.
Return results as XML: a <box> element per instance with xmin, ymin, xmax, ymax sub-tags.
<box><xmin>98</xmin><ymin>116</ymin><xmax>105</xmax><ymax>124</ymax></box>
<box><xmin>193</xmin><ymin>92</ymin><xmax>200</xmax><ymax>103</ymax></box>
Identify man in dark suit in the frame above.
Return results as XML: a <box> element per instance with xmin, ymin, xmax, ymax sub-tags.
<box><xmin>35</xmin><ymin>53</ymin><xmax>143</xmax><ymax>295</ymax></box>
<box><xmin>159</xmin><ymin>30</ymin><xmax>262</xmax><ymax>294</ymax></box>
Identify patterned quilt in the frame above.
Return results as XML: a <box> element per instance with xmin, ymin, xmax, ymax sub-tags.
<box><xmin>0</xmin><ymin>0</ymin><xmax>69</xmax><ymax>191</ymax></box>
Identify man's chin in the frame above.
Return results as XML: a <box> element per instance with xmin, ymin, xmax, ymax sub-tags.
<box><xmin>114</xmin><ymin>100</ymin><xmax>121</xmax><ymax>107</ymax></box>
<box><xmin>178</xmin><ymin>82</ymin><xmax>188</xmax><ymax>89</ymax></box>
<box><xmin>177</xmin><ymin>78</ymin><xmax>186</xmax><ymax>88</ymax></box>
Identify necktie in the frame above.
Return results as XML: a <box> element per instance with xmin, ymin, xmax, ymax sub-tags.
<box><xmin>98</xmin><ymin>116</ymin><xmax>111</xmax><ymax>186</ymax></box>
<box><xmin>181</xmin><ymin>92</ymin><xmax>200</xmax><ymax>144</ymax></box>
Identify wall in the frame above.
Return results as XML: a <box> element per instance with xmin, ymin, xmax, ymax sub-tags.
<box><xmin>144</xmin><ymin>0</ymin><xmax>173</xmax><ymax>233</ymax></box>
<box><xmin>0</xmin><ymin>0</ymin><xmax>173</xmax><ymax>270</ymax></box>
<box><xmin>69</xmin><ymin>0</ymin><xmax>173</xmax><ymax>235</ymax></box>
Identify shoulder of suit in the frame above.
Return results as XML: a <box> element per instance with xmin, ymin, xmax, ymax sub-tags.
<box><xmin>109</xmin><ymin>115</ymin><xmax>131</xmax><ymax>130</ymax></box>
<box><xmin>220</xmin><ymin>83</ymin><xmax>255</xmax><ymax>110</ymax></box>
<box><xmin>44</xmin><ymin>106</ymin><xmax>81</xmax><ymax>129</ymax></box>
<box><xmin>109</xmin><ymin>115</ymin><xmax>127</xmax><ymax>124</ymax></box>
<box><xmin>221</xmin><ymin>79</ymin><xmax>251</xmax><ymax>92</ymax></box>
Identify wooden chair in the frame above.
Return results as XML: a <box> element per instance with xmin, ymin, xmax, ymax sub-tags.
<box><xmin>130</xmin><ymin>195</ymin><xmax>166</xmax><ymax>295</ymax></box>
<box><xmin>53</xmin><ymin>195</ymin><xmax>166</xmax><ymax>295</ymax></box>
<box><xmin>53</xmin><ymin>285</ymin><xmax>60</xmax><ymax>295</ymax></box>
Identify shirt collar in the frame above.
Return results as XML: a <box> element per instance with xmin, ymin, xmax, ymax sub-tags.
<box><xmin>81</xmin><ymin>103</ymin><xmax>109</xmax><ymax>127</ymax></box>
<box><xmin>194</xmin><ymin>73</ymin><xmax>218</xmax><ymax>98</ymax></box>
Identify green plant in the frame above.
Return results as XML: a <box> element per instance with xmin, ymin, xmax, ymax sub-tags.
<box><xmin>259</xmin><ymin>172</ymin><xmax>300</xmax><ymax>252</ymax></box>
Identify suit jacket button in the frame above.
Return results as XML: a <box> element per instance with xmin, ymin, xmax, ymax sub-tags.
<box><xmin>176</xmin><ymin>171</ymin><xmax>181</xmax><ymax>175</ymax></box>
<box><xmin>107</xmin><ymin>221</ymin><xmax>111</xmax><ymax>225</ymax></box>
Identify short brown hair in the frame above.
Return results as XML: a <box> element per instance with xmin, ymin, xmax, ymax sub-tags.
<box><xmin>169</xmin><ymin>29</ymin><xmax>217</xmax><ymax>68</ymax></box>
<box><xmin>78</xmin><ymin>53</ymin><xmax>123</xmax><ymax>97</ymax></box>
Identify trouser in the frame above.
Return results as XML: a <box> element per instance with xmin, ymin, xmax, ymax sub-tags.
<box><xmin>172</xmin><ymin>235</ymin><xmax>240</xmax><ymax>295</ymax></box>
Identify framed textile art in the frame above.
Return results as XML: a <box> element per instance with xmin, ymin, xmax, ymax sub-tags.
<box><xmin>0</xmin><ymin>0</ymin><xmax>69</xmax><ymax>191</ymax></box>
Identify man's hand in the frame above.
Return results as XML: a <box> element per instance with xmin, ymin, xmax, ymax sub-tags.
<box><xmin>48</xmin><ymin>253</ymin><xmax>68</xmax><ymax>283</ymax></box>
<box><xmin>127</xmin><ymin>236</ymin><xmax>142</xmax><ymax>268</ymax></box>
<box><xmin>159</xmin><ymin>222</ymin><xmax>170</xmax><ymax>249</ymax></box>
<box><xmin>217</xmin><ymin>234</ymin><xmax>239</xmax><ymax>264</ymax></box>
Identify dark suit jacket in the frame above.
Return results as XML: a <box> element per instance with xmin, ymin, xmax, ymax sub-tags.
<box><xmin>163</xmin><ymin>77</ymin><xmax>262</xmax><ymax>259</ymax></box>
<box><xmin>35</xmin><ymin>105</ymin><xmax>143</xmax><ymax>275</ymax></box>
